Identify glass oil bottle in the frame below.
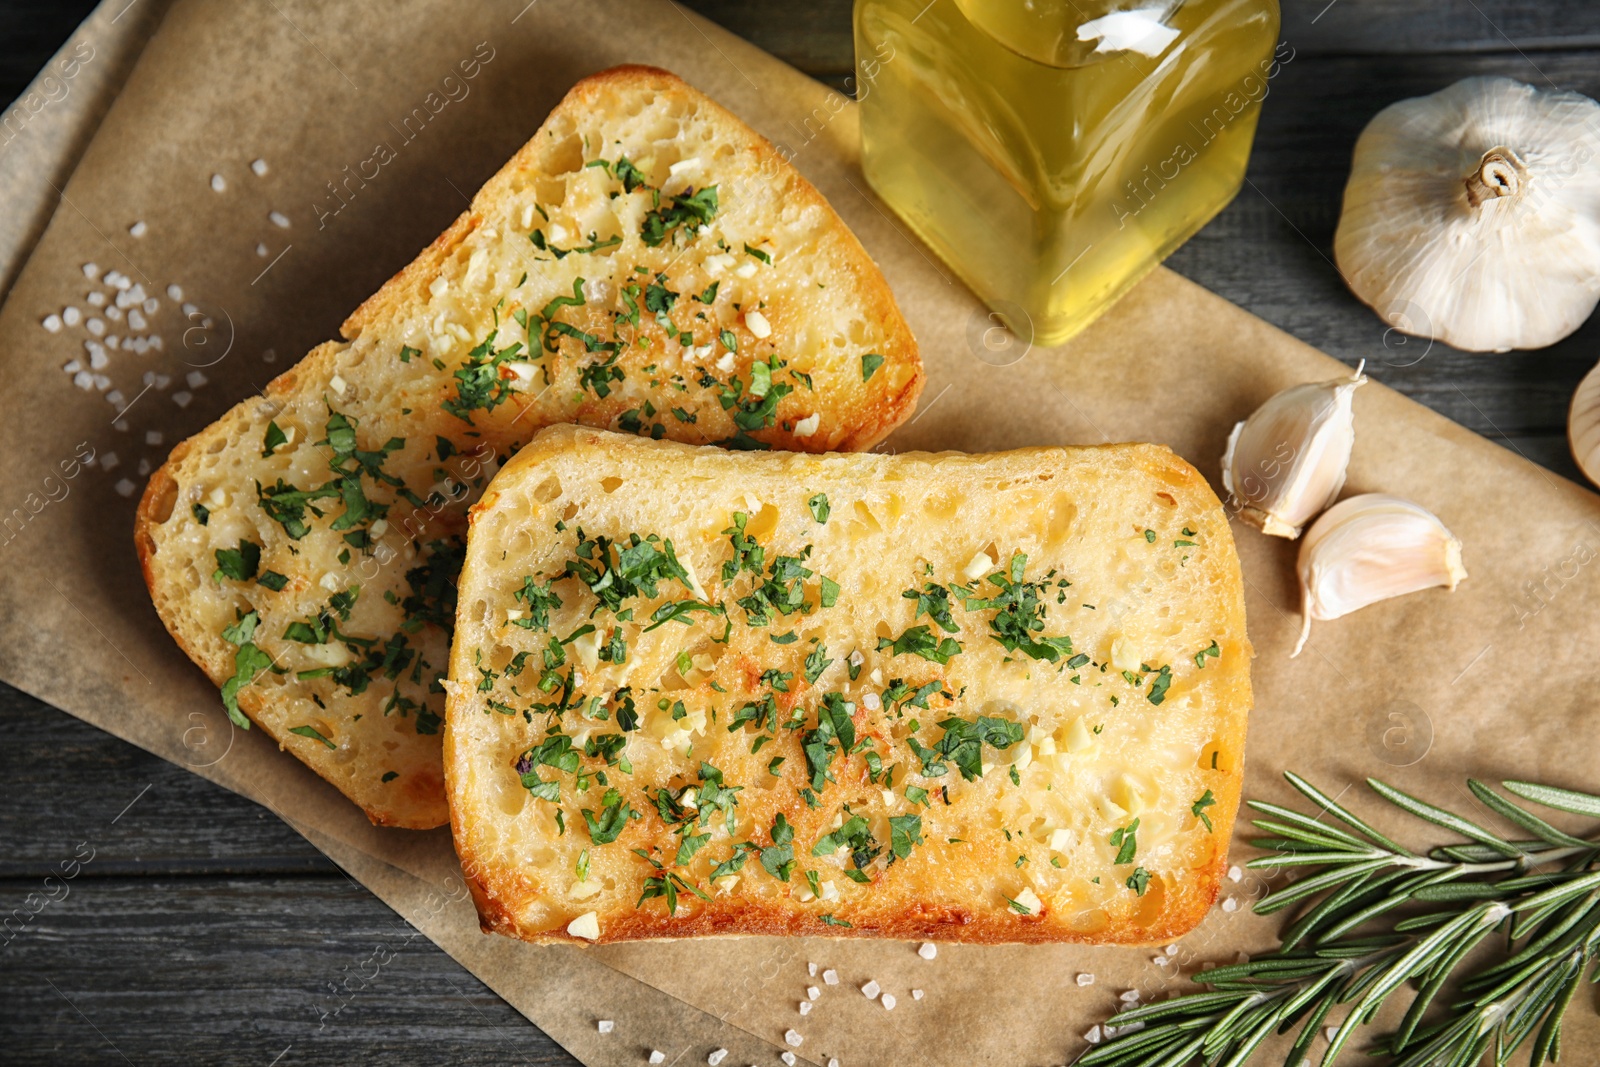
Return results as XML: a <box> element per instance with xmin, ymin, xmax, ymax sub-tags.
<box><xmin>855</xmin><ymin>0</ymin><xmax>1283</xmax><ymax>346</ymax></box>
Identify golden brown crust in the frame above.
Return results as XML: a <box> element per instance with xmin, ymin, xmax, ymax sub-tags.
<box><xmin>133</xmin><ymin>65</ymin><xmax>923</xmax><ymax>830</ymax></box>
<box><xmin>448</xmin><ymin>426</ymin><xmax>1253</xmax><ymax>947</ymax></box>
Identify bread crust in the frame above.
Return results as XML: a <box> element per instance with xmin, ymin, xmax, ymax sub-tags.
<box><xmin>134</xmin><ymin>66</ymin><xmax>922</xmax><ymax>829</ymax></box>
<box><xmin>448</xmin><ymin>426</ymin><xmax>1253</xmax><ymax>946</ymax></box>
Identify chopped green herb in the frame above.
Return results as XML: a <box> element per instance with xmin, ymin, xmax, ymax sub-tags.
<box><xmin>860</xmin><ymin>353</ymin><xmax>884</xmax><ymax>381</ymax></box>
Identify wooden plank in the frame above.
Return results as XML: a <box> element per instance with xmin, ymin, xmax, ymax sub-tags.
<box><xmin>2</xmin><ymin>873</ymin><xmax>580</xmax><ymax>1066</ymax></box>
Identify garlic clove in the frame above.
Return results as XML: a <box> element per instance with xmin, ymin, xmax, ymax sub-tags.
<box><xmin>1334</xmin><ymin>76</ymin><xmax>1600</xmax><ymax>353</ymax></box>
<box><xmin>1568</xmin><ymin>359</ymin><xmax>1600</xmax><ymax>487</ymax></box>
<box><xmin>1222</xmin><ymin>362</ymin><xmax>1366</xmax><ymax>539</ymax></box>
<box><xmin>1293</xmin><ymin>494</ymin><xmax>1466</xmax><ymax>657</ymax></box>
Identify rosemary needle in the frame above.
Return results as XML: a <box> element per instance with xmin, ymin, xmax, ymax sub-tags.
<box><xmin>1081</xmin><ymin>773</ymin><xmax>1600</xmax><ymax>1067</ymax></box>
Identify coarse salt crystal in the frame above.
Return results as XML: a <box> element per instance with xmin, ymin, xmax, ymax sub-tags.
<box><xmin>87</xmin><ymin>318</ymin><xmax>105</xmax><ymax>337</ymax></box>
<box><xmin>100</xmin><ymin>452</ymin><xmax>119</xmax><ymax>471</ymax></box>
<box><xmin>881</xmin><ymin>993</ymin><xmax>896</xmax><ymax>1010</ymax></box>
<box><xmin>129</xmin><ymin>221</ymin><xmax>147</xmax><ymax>238</ymax></box>
<box><xmin>860</xmin><ymin>980</ymin><xmax>880</xmax><ymax>999</ymax></box>
<box><xmin>114</xmin><ymin>478</ymin><xmax>136</xmax><ymax>497</ymax></box>
<box><xmin>806</xmin><ymin>986</ymin><xmax>819</xmax><ymax>1001</ymax></box>
<box><xmin>1120</xmin><ymin>990</ymin><xmax>1141</xmax><ymax>1003</ymax></box>
<box><xmin>808</xmin><ymin>962</ymin><xmax>817</xmax><ymax>977</ymax></box>
<box><xmin>1077</xmin><ymin>973</ymin><xmax>1095</xmax><ymax>986</ymax></box>
<box><xmin>822</xmin><ymin>969</ymin><xmax>838</xmax><ymax>985</ymax></box>
<box><xmin>596</xmin><ymin>1020</ymin><xmax>613</xmax><ymax>1033</ymax></box>
<box><xmin>173</xmin><ymin>391</ymin><xmax>193</xmax><ymax>407</ymax></box>
<box><xmin>107</xmin><ymin>305</ymin><xmax>123</xmax><ymax>321</ymax></box>
<box><xmin>211</xmin><ymin>174</ymin><xmax>227</xmax><ymax>192</ymax></box>
<box><xmin>784</xmin><ymin>1030</ymin><xmax>803</xmax><ymax>1047</ymax></box>
<box><xmin>1228</xmin><ymin>865</ymin><xmax>1243</xmax><ymax>883</ymax></box>
<box><xmin>1324</xmin><ymin>1026</ymin><xmax>1338</xmax><ymax>1042</ymax></box>
<box><xmin>828</xmin><ymin>1060</ymin><xmax>839</xmax><ymax>1067</ymax></box>
<box><xmin>43</xmin><ymin>313</ymin><xmax>63</xmax><ymax>333</ymax></box>
<box><xmin>82</xmin><ymin>262</ymin><xmax>100</xmax><ymax>279</ymax></box>
<box><xmin>862</xmin><ymin>692</ymin><xmax>881</xmax><ymax>711</ymax></box>
<box><xmin>107</xmin><ymin>390</ymin><xmax>124</xmax><ymax>408</ymax></box>
<box><xmin>167</xmin><ymin>284</ymin><xmax>183</xmax><ymax>301</ymax></box>
<box><xmin>256</xmin><ymin>243</ymin><xmax>269</xmax><ymax>257</ymax></box>
<box><xmin>251</xmin><ymin>158</ymin><xmax>269</xmax><ymax>176</ymax></box>
<box><xmin>187</xmin><ymin>371</ymin><xmax>208</xmax><ymax>389</ymax></box>
<box><xmin>781</xmin><ymin>1054</ymin><xmax>796</xmax><ymax>1066</ymax></box>
<box><xmin>143</xmin><ymin>297</ymin><xmax>158</xmax><ymax>314</ymax></box>
<box><xmin>1083</xmin><ymin>1025</ymin><xmax>1102</xmax><ymax>1045</ymax></box>
<box><xmin>113</xmin><ymin>420</ymin><xmax>128</xmax><ymax>432</ymax></box>
<box><xmin>87</xmin><ymin>292</ymin><xmax>106</xmax><ymax>307</ymax></box>
<box><xmin>649</xmin><ymin>1052</ymin><xmax>665</xmax><ymax>1065</ymax></box>
<box><xmin>798</xmin><ymin>1001</ymin><xmax>811</xmax><ymax>1016</ymax></box>
<box><xmin>62</xmin><ymin>360</ymin><xmax>81</xmax><ymax>374</ymax></box>
<box><xmin>63</xmin><ymin>306</ymin><xmax>82</xmax><ymax>326</ymax></box>
<box><xmin>912</xmin><ymin>989</ymin><xmax>924</xmax><ymax>1001</ymax></box>
<box><xmin>73</xmin><ymin>371</ymin><xmax>94</xmax><ymax>390</ymax></box>
<box><xmin>1222</xmin><ymin>897</ymin><xmax>1238</xmax><ymax>913</ymax></box>
<box><xmin>708</xmin><ymin>1049</ymin><xmax>727</xmax><ymax>1065</ymax></box>
<box><xmin>918</xmin><ymin>942</ymin><xmax>937</xmax><ymax>960</ymax></box>
<box><xmin>92</xmin><ymin>374</ymin><xmax>110</xmax><ymax>391</ymax></box>
<box><xmin>262</xmin><ymin>348</ymin><xmax>276</xmax><ymax>362</ymax></box>
<box><xmin>137</xmin><ymin>458</ymin><xmax>150</xmax><ymax>476</ymax></box>
<box><xmin>269</xmin><ymin>210</ymin><xmax>290</xmax><ymax>228</ymax></box>
<box><xmin>89</xmin><ymin>350</ymin><xmax>108</xmax><ymax>370</ymax></box>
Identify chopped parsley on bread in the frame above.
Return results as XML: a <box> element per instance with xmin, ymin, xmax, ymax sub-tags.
<box><xmin>447</xmin><ymin>426</ymin><xmax>1252</xmax><ymax>945</ymax></box>
<box><xmin>135</xmin><ymin>66</ymin><xmax>922</xmax><ymax>829</ymax></box>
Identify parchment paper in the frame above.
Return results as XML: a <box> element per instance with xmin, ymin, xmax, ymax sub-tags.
<box><xmin>2</xmin><ymin>2</ymin><xmax>1598</xmax><ymax>1064</ymax></box>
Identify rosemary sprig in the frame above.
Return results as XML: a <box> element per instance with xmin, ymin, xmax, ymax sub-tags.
<box><xmin>1080</xmin><ymin>773</ymin><xmax>1600</xmax><ymax>1067</ymax></box>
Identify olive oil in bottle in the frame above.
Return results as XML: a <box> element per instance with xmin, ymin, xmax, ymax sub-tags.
<box><xmin>855</xmin><ymin>0</ymin><xmax>1282</xmax><ymax>346</ymax></box>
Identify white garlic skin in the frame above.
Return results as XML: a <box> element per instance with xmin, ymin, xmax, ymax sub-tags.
<box><xmin>1222</xmin><ymin>364</ymin><xmax>1366</xmax><ymax>539</ymax></box>
<box><xmin>1293</xmin><ymin>494</ymin><xmax>1466</xmax><ymax>657</ymax></box>
<box><xmin>1568</xmin><ymin>359</ymin><xmax>1600</xmax><ymax>487</ymax></box>
<box><xmin>1334</xmin><ymin>76</ymin><xmax>1600</xmax><ymax>353</ymax></box>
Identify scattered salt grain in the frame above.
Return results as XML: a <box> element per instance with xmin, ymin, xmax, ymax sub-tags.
<box><xmin>251</xmin><ymin>158</ymin><xmax>269</xmax><ymax>176</ymax></box>
<box><xmin>798</xmin><ymin>1001</ymin><xmax>811</xmax><ymax>1016</ymax></box>
<box><xmin>1077</xmin><ymin>973</ymin><xmax>1095</xmax><ymax>987</ymax></box>
<box><xmin>113</xmin><ymin>419</ymin><xmax>128</xmax><ymax>432</ymax></box>
<box><xmin>595</xmin><ymin>1020</ymin><xmax>613</xmax><ymax>1034</ymax></box>
<box><xmin>87</xmin><ymin>318</ymin><xmax>105</xmax><ymax>337</ymax></box>
<box><xmin>137</xmin><ymin>458</ymin><xmax>150</xmax><ymax>476</ymax></box>
<box><xmin>1324</xmin><ymin>1026</ymin><xmax>1338</xmax><ymax>1043</ymax></box>
<box><xmin>918</xmin><ymin>942</ymin><xmax>937</xmax><ymax>960</ymax></box>
<box><xmin>115</xmin><ymin>478</ymin><xmax>136</xmax><ymax>498</ymax></box>
<box><xmin>128</xmin><ymin>309</ymin><xmax>147</xmax><ymax>331</ymax></box>
<box><xmin>63</xmin><ymin>306</ymin><xmax>82</xmax><ymax>327</ymax></box>
<box><xmin>256</xmin><ymin>243</ymin><xmax>269</xmax><ymax>257</ymax></box>
<box><xmin>1119</xmin><ymin>990</ymin><xmax>1141</xmax><ymax>1004</ymax></box>
<box><xmin>62</xmin><ymin>360</ymin><xmax>80</xmax><ymax>374</ymax></box>
<box><xmin>143</xmin><ymin>297</ymin><xmax>158</xmax><ymax>314</ymax></box>
<box><xmin>1221</xmin><ymin>897</ymin><xmax>1238</xmax><ymax>913</ymax></box>
<box><xmin>106</xmin><ymin>305</ymin><xmax>123</xmax><ymax>322</ymax></box>
<box><xmin>73</xmin><ymin>371</ymin><xmax>94</xmax><ymax>390</ymax></box>
<box><xmin>648</xmin><ymin>1052</ymin><xmax>665</xmax><ymax>1065</ymax></box>
<box><xmin>100</xmin><ymin>452</ymin><xmax>119</xmax><ymax>471</ymax></box>
<box><xmin>860</xmin><ymin>980</ymin><xmax>880</xmax><ymax>999</ymax></box>
<box><xmin>912</xmin><ymin>990</ymin><xmax>924</xmax><ymax>1001</ymax></box>
<box><xmin>262</xmin><ymin>348</ymin><xmax>277</xmax><ymax>362</ymax></box>
<box><xmin>211</xmin><ymin>174</ymin><xmax>226</xmax><ymax>192</ymax></box>
<box><xmin>167</xmin><ymin>284</ymin><xmax>183</xmax><ymax>301</ymax></box>
<box><xmin>129</xmin><ymin>221</ymin><xmax>147</xmax><ymax>238</ymax></box>
<box><xmin>828</xmin><ymin>1060</ymin><xmax>839</xmax><ymax>1067</ymax></box>
<box><xmin>145</xmin><ymin>431</ymin><xmax>164</xmax><ymax>446</ymax></box>
<box><xmin>808</xmin><ymin>962</ymin><xmax>817</xmax><ymax>977</ymax></box>
<box><xmin>781</xmin><ymin>1054</ymin><xmax>796</xmax><ymax>1066</ymax></box>
<box><xmin>862</xmin><ymin>691</ymin><xmax>881</xmax><ymax>711</ymax></box>
<box><xmin>82</xmin><ymin>262</ymin><xmax>100</xmax><ymax>279</ymax></box>
<box><xmin>806</xmin><ymin>986</ymin><xmax>819</xmax><ymax>1001</ymax></box>
<box><xmin>173</xmin><ymin>391</ymin><xmax>193</xmax><ymax>408</ymax></box>
<box><xmin>109</xmin><ymin>272</ymin><xmax>131</xmax><ymax>290</ymax></box>
<box><xmin>1084</xmin><ymin>1025</ymin><xmax>1102</xmax><ymax>1045</ymax></box>
<box><xmin>269</xmin><ymin>210</ymin><xmax>290</xmax><ymax>228</ymax></box>
<box><xmin>784</xmin><ymin>1030</ymin><xmax>803</xmax><ymax>1047</ymax></box>
<box><xmin>89</xmin><ymin>350</ymin><xmax>108</xmax><ymax>371</ymax></box>
<box><xmin>43</xmin><ymin>314</ymin><xmax>62</xmax><ymax>333</ymax></box>
<box><xmin>186</xmin><ymin>370</ymin><xmax>208</xmax><ymax>389</ymax></box>
<box><xmin>1228</xmin><ymin>865</ymin><xmax>1243</xmax><ymax>883</ymax></box>
<box><xmin>822</xmin><ymin>969</ymin><xmax>838</xmax><ymax>985</ymax></box>
<box><xmin>1235</xmin><ymin>952</ymin><xmax>1250</xmax><ymax>965</ymax></box>
<box><xmin>707</xmin><ymin>1049</ymin><xmax>727</xmax><ymax>1065</ymax></box>
<box><xmin>880</xmin><ymin>994</ymin><xmax>896</xmax><ymax>1010</ymax></box>
<box><xmin>87</xmin><ymin>291</ymin><xmax>106</xmax><ymax>307</ymax></box>
<box><xmin>92</xmin><ymin>374</ymin><xmax>110</xmax><ymax>391</ymax></box>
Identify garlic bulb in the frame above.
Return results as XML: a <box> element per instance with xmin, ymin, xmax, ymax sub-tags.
<box><xmin>1334</xmin><ymin>76</ymin><xmax>1600</xmax><ymax>353</ymax></box>
<box><xmin>1221</xmin><ymin>362</ymin><xmax>1366</xmax><ymax>539</ymax></box>
<box><xmin>1293</xmin><ymin>494</ymin><xmax>1466</xmax><ymax>657</ymax></box>
<box><xmin>1569</xmin><ymin>359</ymin><xmax>1600</xmax><ymax>486</ymax></box>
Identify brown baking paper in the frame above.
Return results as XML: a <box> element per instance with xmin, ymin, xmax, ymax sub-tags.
<box><xmin>3</xmin><ymin>1</ymin><xmax>1599</xmax><ymax>1064</ymax></box>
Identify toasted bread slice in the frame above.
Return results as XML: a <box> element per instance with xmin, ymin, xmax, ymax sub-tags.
<box><xmin>447</xmin><ymin>426</ymin><xmax>1252</xmax><ymax>945</ymax></box>
<box><xmin>135</xmin><ymin>66</ymin><xmax>922</xmax><ymax>829</ymax></box>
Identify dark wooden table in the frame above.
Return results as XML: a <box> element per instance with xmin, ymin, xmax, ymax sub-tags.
<box><xmin>5</xmin><ymin>1</ymin><xmax>1599</xmax><ymax>1063</ymax></box>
